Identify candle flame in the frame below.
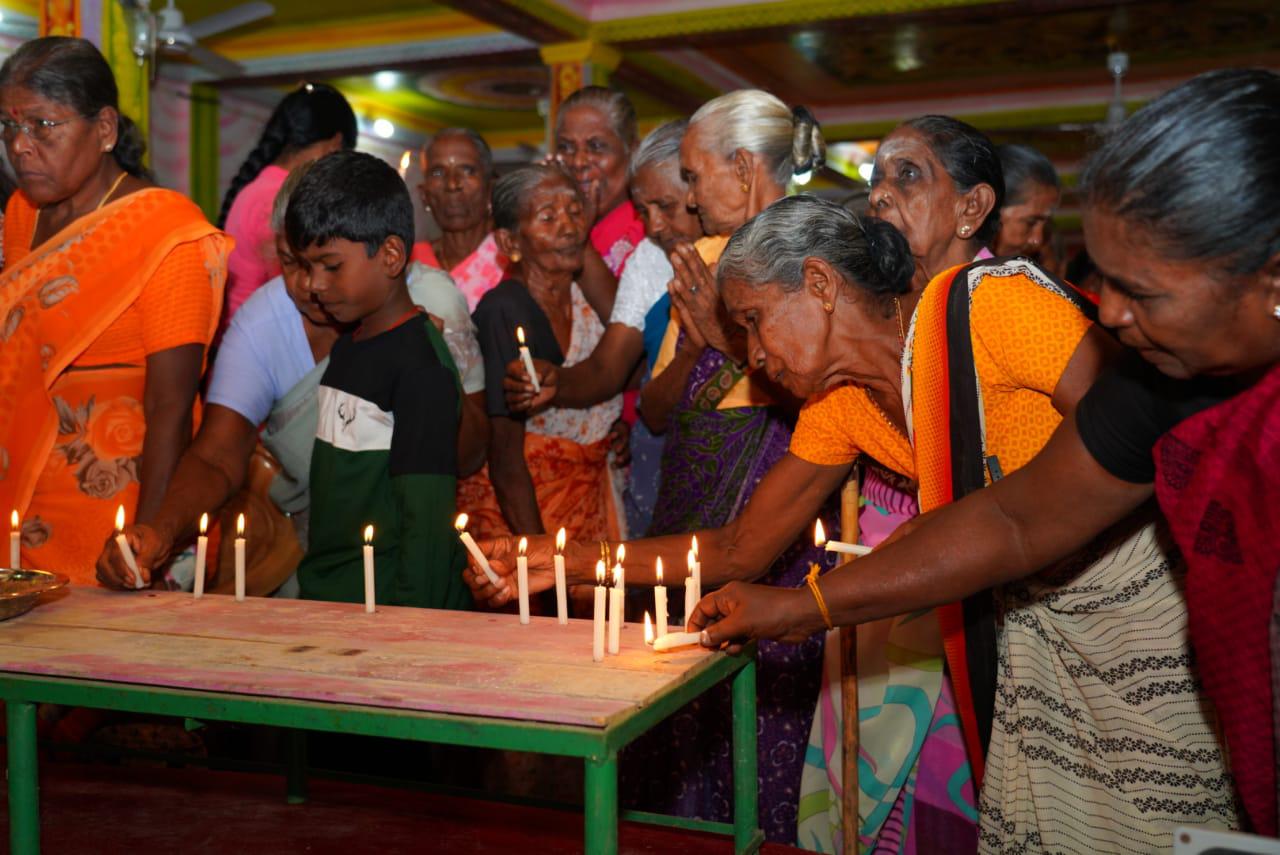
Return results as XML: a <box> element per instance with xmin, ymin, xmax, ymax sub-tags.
<box><xmin>9</xmin><ymin>509</ymin><xmax>17</xmax><ymax>531</ymax></box>
<box><xmin>236</xmin><ymin>513</ymin><xmax>245</xmax><ymax>537</ymax></box>
<box><xmin>115</xmin><ymin>504</ymin><xmax>125</xmax><ymax>532</ymax></box>
<box><xmin>199</xmin><ymin>512</ymin><xmax>208</xmax><ymax>535</ymax></box>
<box><xmin>687</xmin><ymin>549</ymin><xmax>696</xmax><ymax>574</ymax></box>
<box><xmin>656</xmin><ymin>556</ymin><xmax>663</xmax><ymax>584</ymax></box>
<box><xmin>644</xmin><ymin>611</ymin><xmax>654</xmax><ymax>645</ymax></box>
<box><xmin>555</xmin><ymin>527</ymin><xmax>566</xmax><ymax>553</ymax></box>
<box><xmin>516</xmin><ymin>325</ymin><xmax>526</xmax><ymax>345</ymax></box>
<box><xmin>364</xmin><ymin>524</ymin><xmax>374</xmax><ymax>544</ymax></box>
<box><xmin>595</xmin><ymin>560</ymin><xmax>606</xmax><ymax>585</ymax></box>
<box><xmin>612</xmin><ymin>564</ymin><xmax>621</xmax><ymax>587</ymax></box>
<box><xmin>518</xmin><ymin>536</ymin><xmax>528</xmax><ymax>556</ymax></box>
<box><xmin>691</xmin><ymin>535</ymin><xmax>699</xmax><ymax>558</ymax></box>
<box><xmin>454</xmin><ymin>513</ymin><xmax>468</xmax><ymax>531</ymax></box>
<box><xmin>814</xmin><ymin>518</ymin><xmax>827</xmax><ymax>547</ymax></box>
<box><xmin>616</xmin><ymin>543</ymin><xmax>625</xmax><ymax>564</ymax></box>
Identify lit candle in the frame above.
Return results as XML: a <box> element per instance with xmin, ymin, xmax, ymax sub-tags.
<box><xmin>553</xmin><ymin>528</ymin><xmax>568</xmax><ymax>625</ymax></box>
<box><xmin>684</xmin><ymin>549</ymin><xmax>696</xmax><ymax>627</ymax></box>
<box><xmin>607</xmin><ymin>563</ymin><xmax>622</xmax><ymax>655</ymax></box>
<box><xmin>644</xmin><ymin>611</ymin><xmax>654</xmax><ymax>646</ymax></box>
<box><xmin>114</xmin><ymin>505</ymin><xmax>143</xmax><ymax>589</ymax></box>
<box><xmin>592</xmin><ymin>560</ymin><xmax>606</xmax><ymax>662</ymax></box>
<box><xmin>614</xmin><ymin>543</ymin><xmax>626</xmax><ymax>609</ymax></box>
<box><xmin>690</xmin><ymin>535</ymin><xmax>702</xmax><ymax>603</ymax></box>
<box><xmin>9</xmin><ymin>509</ymin><xmax>19</xmax><ymax>570</ymax></box>
<box><xmin>234</xmin><ymin>513</ymin><xmax>246</xmax><ymax>602</ymax></box>
<box><xmin>516</xmin><ymin>326</ymin><xmax>541</xmax><ymax>394</ymax></box>
<box><xmin>193</xmin><ymin>513</ymin><xmax>209</xmax><ymax>599</ymax></box>
<box><xmin>814</xmin><ymin>518</ymin><xmax>871</xmax><ymax>557</ymax></box>
<box><xmin>455</xmin><ymin>514</ymin><xmax>501</xmax><ymax>586</ymax></box>
<box><xmin>517</xmin><ymin>536</ymin><xmax>530</xmax><ymax>625</ymax></box>
<box><xmin>654</xmin><ymin>557</ymin><xmax>668</xmax><ymax>638</ymax></box>
<box><xmin>363</xmin><ymin>525</ymin><xmax>376</xmax><ymax>614</ymax></box>
<box><xmin>653</xmin><ymin>630</ymin><xmax>704</xmax><ymax>652</ymax></box>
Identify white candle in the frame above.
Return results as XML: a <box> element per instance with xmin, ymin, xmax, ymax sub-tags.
<box><xmin>9</xmin><ymin>509</ymin><xmax>19</xmax><ymax>570</ymax></box>
<box><xmin>363</xmin><ymin>524</ymin><xmax>376</xmax><ymax>614</ymax></box>
<box><xmin>234</xmin><ymin>513</ymin><xmax>246</xmax><ymax>602</ymax></box>
<box><xmin>193</xmin><ymin>512</ymin><xmax>208</xmax><ymax>599</ymax></box>
<box><xmin>114</xmin><ymin>505</ymin><xmax>143</xmax><ymax>589</ymax></box>
<box><xmin>553</xmin><ymin>527</ymin><xmax>568</xmax><ymax>625</ymax></box>
<box><xmin>455</xmin><ymin>513</ymin><xmax>501</xmax><ymax>586</ymax></box>
<box><xmin>815</xmin><ymin>517</ymin><xmax>872</xmax><ymax>557</ymax></box>
<box><xmin>684</xmin><ymin>549</ymin><xmax>696</xmax><ymax>627</ymax></box>
<box><xmin>655</xmin><ymin>557</ymin><xmax>668</xmax><ymax>638</ymax></box>
<box><xmin>614</xmin><ymin>543</ymin><xmax>626</xmax><ymax>606</ymax></box>
<box><xmin>517</xmin><ymin>536</ymin><xmax>530</xmax><ymax>625</ymax></box>
<box><xmin>592</xmin><ymin>561</ymin><xmax>606</xmax><ymax>662</ymax></box>
<box><xmin>653</xmin><ymin>630</ymin><xmax>704</xmax><ymax>652</ymax></box>
<box><xmin>516</xmin><ymin>326</ymin><xmax>541</xmax><ymax>394</ymax></box>
<box><xmin>607</xmin><ymin>563</ymin><xmax>622</xmax><ymax>655</ymax></box>
<box><xmin>690</xmin><ymin>535</ymin><xmax>702</xmax><ymax>604</ymax></box>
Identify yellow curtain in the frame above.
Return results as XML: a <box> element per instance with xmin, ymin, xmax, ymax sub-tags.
<box><xmin>100</xmin><ymin>0</ymin><xmax>149</xmax><ymax>162</ymax></box>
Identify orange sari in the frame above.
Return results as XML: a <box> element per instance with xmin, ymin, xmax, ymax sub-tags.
<box><xmin>0</xmin><ymin>189</ymin><xmax>230</xmax><ymax>584</ymax></box>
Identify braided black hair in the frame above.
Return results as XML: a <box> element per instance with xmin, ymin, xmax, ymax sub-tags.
<box><xmin>217</xmin><ymin>82</ymin><xmax>356</xmax><ymax>228</ymax></box>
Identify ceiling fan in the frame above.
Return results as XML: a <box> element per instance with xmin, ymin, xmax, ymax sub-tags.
<box><xmin>129</xmin><ymin>0</ymin><xmax>274</xmax><ymax>79</ymax></box>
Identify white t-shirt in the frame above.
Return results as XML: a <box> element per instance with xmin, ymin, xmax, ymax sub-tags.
<box><xmin>608</xmin><ymin>237</ymin><xmax>672</xmax><ymax>332</ymax></box>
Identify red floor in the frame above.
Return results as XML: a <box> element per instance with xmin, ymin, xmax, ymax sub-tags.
<box><xmin>0</xmin><ymin>760</ymin><xmax>813</xmax><ymax>854</ymax></box>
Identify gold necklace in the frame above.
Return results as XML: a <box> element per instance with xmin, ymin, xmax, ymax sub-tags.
<box><xmin>893</xmin><ymin>296</ymin><xmax>906</xmax><ymax>346</ymax></box>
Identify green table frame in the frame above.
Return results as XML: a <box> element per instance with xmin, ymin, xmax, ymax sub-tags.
<box><xmin>1</xmin><ymin>643</ymin><xmax>762</xmax><ymax>855</ymax></box>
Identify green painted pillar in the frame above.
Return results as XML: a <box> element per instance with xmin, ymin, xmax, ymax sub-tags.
<box><xmin>190</xmin><ymin>84</ymin><xmax>220</xmax><ymax>223</ymax></box>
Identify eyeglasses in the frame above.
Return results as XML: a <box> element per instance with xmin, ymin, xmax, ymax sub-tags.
<box><xmin>0</xmin><ymin>116</ymin><xmax>80</xmax><ymax>144</ymax></box>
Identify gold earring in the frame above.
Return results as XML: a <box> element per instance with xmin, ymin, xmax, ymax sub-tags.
<box><xmin>823</xmin><ymin>301</ymin><xmax>834</xmax><ymax>313</ymax></box>
<box><xmin>740</xmin><ymin>183</ymin><xmax>749</xmax><ymax>193</ymax></box>
<box><xmin>510</xmin><ymin>251</ymin><xmax>521</xmax><ymax>263</ymax></box>
<box><xmin>959</xmin><ymin>224</ymin><xmax>971</xmax><ymax>237</ymax></box>
<box><xmin>1272</xmin><ymin>305</ymin><xmax>1280</xmax><ymax>321</ymax></box>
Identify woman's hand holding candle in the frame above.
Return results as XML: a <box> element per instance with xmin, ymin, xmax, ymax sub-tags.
<box><xmin>94</xmin><ymin>521</ymin><xmax>173</xmax><ymax>590</ymax></box>
<box><xmin>503</xmin><ymin>355</ymin><xmax>557</xmax><ymax>414</ymax></box>
<box><xmin>462</xmin><ymin>533</ymin><xmax>557</xmax><ymax>609</ymax></box>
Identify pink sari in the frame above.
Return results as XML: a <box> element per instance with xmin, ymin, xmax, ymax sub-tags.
<box><xmin>411</xmin><ymin>234</ymin><xmax>508</xmax><ymax>312</ymax></box>
<box><xmin>590</xmin><ymin>201</ymin><xmax>644</xmax><ymax>277</ymax></box>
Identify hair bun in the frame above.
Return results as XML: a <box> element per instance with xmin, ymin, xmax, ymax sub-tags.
<box><xmin>790</xmin><ymin>104</ymin><xmax>825</xmax><ymax>176</ymax></box>
<box><xmin>860</xmin><ymin>216</ymin><xmax>915</xmax><ymax>296</ymax></box>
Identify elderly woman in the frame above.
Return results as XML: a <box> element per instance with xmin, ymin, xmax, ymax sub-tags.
<box><xmin>412</xmin><ymin>127</ymin><xmax>509</xmax><ymax>310</ymax></box>
<box><xmin>992</xmin><ymin>143</ymin><xmax>1060</xmax><ymax>261</ymax></box>
<box><xmin>483</xmin><ymin>89</ymin><xmax>836</xmax><ymax>844</ymax></box>
<box><xmin>219</xmin><ymin>82</ymin><xmax>356</xmax><ymax>326</ymax></box>
<box><xmin>504</xmin><ymin>119</ymin><xmax>704</xmax><ymax>536</ymax></box>
<box><xmin>97</xmin><ymin>163</ymin><xmax>488</xmax><ymax>590</ymax></box>
<box><xmin>459</xmin><ymin>164</ymin><xmax>623</xmax><ymax>543</ymax></box>
<box><xmin>0</xmin><ymin>37</ymin><xmax>230</xmax><ymax>584</ymax></box>
<box><xmin>696</xmin><ymin>69</ymin><xmax>1273</xmax><ymax>846</ymax></box>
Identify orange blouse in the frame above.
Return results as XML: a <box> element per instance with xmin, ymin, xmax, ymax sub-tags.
<box><xmin>789</xmin><ymin>384</ymin><xmax>917</xmax><ymax>480</ymax></box>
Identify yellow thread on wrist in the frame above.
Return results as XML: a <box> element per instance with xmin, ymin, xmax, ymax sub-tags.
<box><xmin>805</xmin><ymin>563</ymin><xmax>834</xmax><ymax>631</ymax></box>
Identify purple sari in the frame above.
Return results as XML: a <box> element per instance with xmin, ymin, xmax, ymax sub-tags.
<box><xmin>621</xmin><ymin>343</ymin><xmax>840</xmax><ymax>844</ymax></box>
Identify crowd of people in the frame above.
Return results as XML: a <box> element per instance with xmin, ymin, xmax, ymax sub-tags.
<box><xmin>0</xmin><ymin>31</ymin><xmax>1274</xmax><ymax>854</ymax></box>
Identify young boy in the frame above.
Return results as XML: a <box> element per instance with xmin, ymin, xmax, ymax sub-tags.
<box><xmin>286</xmin><ymin>150</ymin><xmax>470</xmax><ymax>610</ymax></box>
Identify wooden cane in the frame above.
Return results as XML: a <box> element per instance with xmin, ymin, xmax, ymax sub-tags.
<box><xmin>839</xmin><ymin>466</ymin><xmax>862</xmax><ymax>855</ymax></box>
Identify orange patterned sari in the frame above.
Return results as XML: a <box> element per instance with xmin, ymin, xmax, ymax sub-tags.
<box><xmin>0</xmin><ymin>189</ymin><xmax>230</xmax><ymax>584</ymax></box>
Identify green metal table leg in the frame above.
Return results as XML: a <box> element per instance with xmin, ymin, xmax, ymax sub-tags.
<box><xmin>285</xmin><ymin>729</ymin><xmax>308</xmax><ymax>805</ymax></box>
<box><xmin>7</xmin><ymin>700</ymin><xmax>40</xmax><ymax>855</ymax></box>
<box><xmin>732</xmin><ymin>658</ymin><xmax>763</xmax><ymax>854</ymax></box>
<box><xmin>584</xmin><ymin>753</ymin><xmax>618</xmax><ymax>855</ymax></box>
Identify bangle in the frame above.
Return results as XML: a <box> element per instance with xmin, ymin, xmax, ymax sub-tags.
<box><xmin>805</xmin><ymin>563</ymin><xmax>834</xmax><ymax>631</ymax></box>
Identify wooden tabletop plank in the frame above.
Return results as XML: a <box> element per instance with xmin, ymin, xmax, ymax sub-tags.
<box><xmin>0</xmin><ymin>588</ymin><xmax>718</xmax><ymax>729</ymax></box>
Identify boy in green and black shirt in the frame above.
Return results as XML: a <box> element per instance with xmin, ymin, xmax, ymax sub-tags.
<box><xmin>285</xmin><ymin>150</ymin><xmax>469</xmax><ymax>610</ymax></box>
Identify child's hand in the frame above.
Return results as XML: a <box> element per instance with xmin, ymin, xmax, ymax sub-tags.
<box><xmin>607</xmin><ymin>420</ymin><xmax>631</xmax><ymax>467</ymax></box>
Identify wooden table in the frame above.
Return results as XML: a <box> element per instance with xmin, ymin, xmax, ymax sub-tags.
<box><xmin>0</xmin><ymin>588</ymin><xmax>762</xmax><ymax>855</ymax></box>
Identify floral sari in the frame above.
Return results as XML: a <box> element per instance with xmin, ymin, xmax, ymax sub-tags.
<box><xmin>0</xmin><ymin>189</ymin><xmax>229</xmax><ymax>583</ymax></box>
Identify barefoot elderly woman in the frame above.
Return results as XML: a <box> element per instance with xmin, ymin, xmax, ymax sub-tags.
<box><xmin>0</xmin><ymin>37</ymin><xmax>229</xmax><ymax>584</ymax></box>
<box><xmin>692</xmin><ymin>72</ymin><xmax>1272</xmax><ymax>851</ymax></box>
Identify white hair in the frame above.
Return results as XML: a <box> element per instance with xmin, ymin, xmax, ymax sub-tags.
<box><xmin>688</xmin><ymin>89</ymin><xmax>824</xmax><ymax>187</ymax></box>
